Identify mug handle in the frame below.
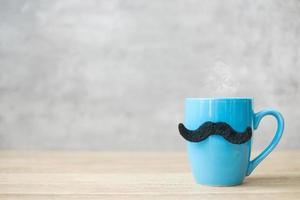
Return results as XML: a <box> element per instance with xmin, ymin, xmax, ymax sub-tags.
<box><xmin>246</xmin><ymin>109</ymin><xmax>284</xmax><ymax>176</ymax></box>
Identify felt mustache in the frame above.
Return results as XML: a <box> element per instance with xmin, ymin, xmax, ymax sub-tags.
<box><xmin>178</xmin><ymin>121</ymin><xmax>252</xmax><ymax>144</ymax></box>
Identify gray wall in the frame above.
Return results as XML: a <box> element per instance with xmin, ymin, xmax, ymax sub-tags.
<box><xmin>0</xmin><ymin>0</ymin><xmax>299</xmax><ymax>150</ymax></box>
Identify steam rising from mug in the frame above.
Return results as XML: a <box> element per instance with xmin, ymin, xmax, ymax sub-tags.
<box><xmin>205</xmin><ymin>62</ymin><xmax>239</xmax><ymax>95</ymax></box>
<box><xmin>178</xmin><ymin>121</ymin><xmax>252</xmax><ymax>144</ymax></box>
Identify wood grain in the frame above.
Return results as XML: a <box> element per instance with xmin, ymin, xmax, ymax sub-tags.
<box><xmin>0</xmin><ymin>151</ymin><xmax>299</xmax><ymax>200</ymax></box>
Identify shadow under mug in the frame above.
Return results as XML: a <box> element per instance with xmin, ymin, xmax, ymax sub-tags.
<box><xmin>180</xmin><ymin>97</ymin><xmax>284</xmax><ymax>186</ymax></box>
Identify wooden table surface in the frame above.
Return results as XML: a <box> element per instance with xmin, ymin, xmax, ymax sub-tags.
<box><xmin>0</xmin><ymin>151</ymin><xmax>299</xmax><ymax>200</ymax></box>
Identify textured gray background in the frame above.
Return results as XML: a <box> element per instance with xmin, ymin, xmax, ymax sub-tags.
<box><xmin>0</xmin><ymin>0</ymin><xmax>299</xmax><ymax>150</ymax></box>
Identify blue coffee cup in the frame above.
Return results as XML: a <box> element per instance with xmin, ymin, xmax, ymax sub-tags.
<box><xmin>179</xmin><ymin>97</ymin><xmax>284</xmax><ymax>186</ymax></box>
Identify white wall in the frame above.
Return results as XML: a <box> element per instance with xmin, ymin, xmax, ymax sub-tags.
<box><xmin>0</xmin><ymin>0</ymin><xmax>299</xmax><ymax>150</ymax></box>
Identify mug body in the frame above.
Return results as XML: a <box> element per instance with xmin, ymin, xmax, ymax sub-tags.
<box><xmin>185</xmin><ymin>97</ymin><xmax>253</xmax><ymax>186</ymax></box>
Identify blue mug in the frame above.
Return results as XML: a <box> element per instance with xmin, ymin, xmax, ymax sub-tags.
<box><xmin>178</xmin><ymin>97</ymin><xmax>284</xmax><ymax>186</ymax></box>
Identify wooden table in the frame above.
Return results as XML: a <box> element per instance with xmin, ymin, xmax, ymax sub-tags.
<box><xmin>0</xmin><ymin>151</ymin><xmax>299</xmax><ymax>200</ymax></box>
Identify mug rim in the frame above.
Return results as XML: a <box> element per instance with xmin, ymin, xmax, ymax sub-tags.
<box><xmin>186</xmin><ymin>97</ymin><xmax>253</xmax><ymax>100</ymax></box>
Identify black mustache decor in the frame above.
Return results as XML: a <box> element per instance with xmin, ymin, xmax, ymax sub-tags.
<box><xmin>178</xmin><ymin>121</ymin><xmax>252</xmax><ymax>144</ymax></box>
